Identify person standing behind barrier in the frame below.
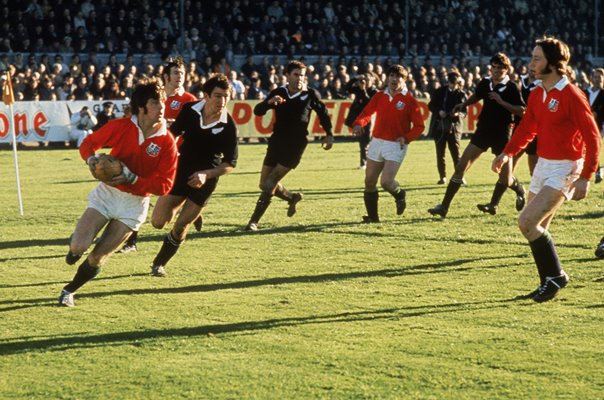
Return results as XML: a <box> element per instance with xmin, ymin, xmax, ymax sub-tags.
<box><xmin>345</xmin><ymin>73</ymin><xmax>377</xmax><ymax>169</ymax></box>
<box><xmin>352</xmin><ymin>64</ymin><xmax>425</xmax><ymax>223</ymax></box>
<box><xmin>492</xmin><ymin>36</ymin><xmax>600</xmax><ymax>302</ymax></box>
<box><xmin>119</xmin><ymin>57</ymin><xmax>198</xmax><ymax>254</ymax></box>
<box><xmin>427</xmin><ymin>71</ymin><xmax>467</xmax><ymax>185</ymax></box>
<box><xmin>244</xmin><ymin>60</ymin><xmax>334</xmax><ymax>231</ymax></box>
<box><xmin>59</xmin><ymin>78</ymin><xmax>178</xmax><ymax>307</ymax></box>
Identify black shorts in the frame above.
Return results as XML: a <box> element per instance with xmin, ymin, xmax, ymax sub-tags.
<box><xmin>525</xmin><ymin>138</ymin><xmax>537</xmax><ymax>155</ymax></box>
<box><xmin>263</xmin><ymin>136</ymin><xmax>308</xmax><ymax>169</ymax></box>
<box><xmin>170</xmin><ymin>175</ymin><xmax>218</xmax><ymax>207</ymax></box>
<box><xmin>470</xmin><ymin>127</ymin><xmax>510</xmax><ymax>155</ymax></box>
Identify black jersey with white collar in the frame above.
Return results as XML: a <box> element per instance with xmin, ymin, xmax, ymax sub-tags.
<box><xmin>170</xmin><ymin>100</ymin><xmax>239</xmax><ymax>178</ymax></box>
<box><xmin>475</xmin><ymin>76</ymin><xmax>523</xmax><ymax>131</ymax></box>
<box><xmin>254</xmin><ymin>85</ymin><xmax>333</xmax><ymax>139</ymax></box>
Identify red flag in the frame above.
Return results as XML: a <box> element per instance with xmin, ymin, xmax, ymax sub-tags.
<box><xmin>3</xmin><ymin>71</ymin><xmax>15</xmax><ymax>106</ymax></box>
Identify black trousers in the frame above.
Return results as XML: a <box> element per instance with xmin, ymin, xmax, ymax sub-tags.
<box><xmin>432</xmin><ymin>120</ymin><xmax>461</xmax><ymax>179</ymax></box>
<box><xmin>358</xmin><ymin>124</ymin><xmax>371</xmax><ymax>166</ymax></box>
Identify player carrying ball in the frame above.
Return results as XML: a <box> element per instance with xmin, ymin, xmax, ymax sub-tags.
<box><xmin>59</xmin><ymin>77</ymin><xmax>178</xmax><ymax>307</ymax></box>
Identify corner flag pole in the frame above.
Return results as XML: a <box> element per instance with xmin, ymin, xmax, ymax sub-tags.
<box><xmin>3</xmin><ymin>71</ymin><xmax>23</xmax><ymax>216</ymax></box>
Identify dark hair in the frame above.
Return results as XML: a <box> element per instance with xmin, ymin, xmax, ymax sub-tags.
<box><xmin>490</xmin><ymin>52</ymin><xmax>511</xmax><ymax>69</ymax></box>
<box><xmin>202</xmin><ymin>73</ymin><xmax>231</xmax><ymax>96</ymax></box>
<box><xmin>387</xmin><ymin>64</ymin><xmax>407</xmax><ymax>79</ymax></box>
<box><xmin>536</xmin><ymin>36</ymin><xmax>571</xmax><ymax>76</ymax></box>
<box><xmin>130</xmin><ymin>77</ymin><xmax>165</xmax><ymax>115</ymax></box>
<box><xmin>447</xmin><ymin>71</ymin><xmax>461</xmax><ymax>83</ymax></box>
<box><xmin>286</xmin><ymin>60</ymin><xmax>306</xmax><ymax>74</ymax></box>
<box><xmin>162</xmin><ymin>56</ymin><xmax>185</xmax><ymax>81</ymax></box>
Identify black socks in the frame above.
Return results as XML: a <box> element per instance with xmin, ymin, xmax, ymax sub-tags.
<box><xmin>153</xmin><ymin>231</ymin><xmax>183</xmax><ymax>267</ymax></box>
<box><xmin>363</xmin><ymin>191</ymin><xmax>379</xmax><ymax>221</ymax></box>
<box><xmin>64</xmin><ymin>259</ymin><xmax>101</xmax><ymax>293</ymax></box>
<box><xmin>249</xmin><ymin>191</ymin><xmax>273</xmax><ymax>224</ymax></box>
<box><xmin>529</xmin><ymin>231</ymin><xmax>562</xmax><ymax>283</ymax></box>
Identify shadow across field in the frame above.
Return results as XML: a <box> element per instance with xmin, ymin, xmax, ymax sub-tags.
<box><xmin>0</xmin><ymin>297</ymin><xmax>524</xmax><ymax>355</ymax></box>
<box><xmin>0</xmin><ymin>254</ymin><xmax>522</xmax><ymax>312</ymax></box>
<box><xmin>0</xmin><ymin>273</ymin><xmax>148</xmax><ymax>289</ymax></box>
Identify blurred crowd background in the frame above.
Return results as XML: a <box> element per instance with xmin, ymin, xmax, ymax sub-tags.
<box><xmin>0</xmin><ymin>0</ymin><xmax>602</xmax><ymax>103</ymax></box>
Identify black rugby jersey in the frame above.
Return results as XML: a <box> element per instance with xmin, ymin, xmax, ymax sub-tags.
<box><xmin>170</xmin><ymin>100</ymin><xmax>239</xmax><ymax>179</ymax></box>
<box><xmin>475</xmin><ymin>76</ymin><xmax>523</xmax><ymax>132</ymax></box>
<box><xmin>254</xmin><ymin>85</ymin><xmax>333</xmax><ymax>138</ymax></box>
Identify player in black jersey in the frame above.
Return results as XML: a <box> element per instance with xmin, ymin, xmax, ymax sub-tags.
<box><xmin>149</xmin><ymin>74</ymin><xmax>238</xmax><ymax>276</ymax></box>
<box><xmin>245</xmin><ymin>60</ymin><xmax>334</xmax><ymax>231</ymax></box>
<box><xmin>513</xmin><ymin>69</ymin><xmax>540</xmax><ymax>176</ymax></box>
<box><xmin>428</xmin><ymin>53</ymin><xmax>525</xmax><ymax>218</ymax></box>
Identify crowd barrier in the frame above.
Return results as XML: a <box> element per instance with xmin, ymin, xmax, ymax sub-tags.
<box><xmin>0</xmin><ymin>100</ymin><xmax>483</xmax><ymax>143</ymax></box>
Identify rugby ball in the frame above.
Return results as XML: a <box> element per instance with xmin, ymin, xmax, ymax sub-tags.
<box><xmin>94</xmin><ymin>154</ymin><xmax>123</xmax><ymax>182</ymax></box>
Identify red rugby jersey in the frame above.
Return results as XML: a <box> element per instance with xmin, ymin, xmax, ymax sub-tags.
<box><xmin>165</xmin><ymin>88</ymin><xmax>197</xmax><ymax>121</ymax></box>
<box><xmin>80</xmin><ymin>117</ymin><xmax>178</xmax><ymax>196</ymax></box>
<box><xmin>353</xmin><ymin>87</ymin><xmax>425</xmax><ymax>143</ymax></box>
<box><xmin>504</xmin><ymin>77</ymin><xmax>600</xmax><ymax>180</ymax></box>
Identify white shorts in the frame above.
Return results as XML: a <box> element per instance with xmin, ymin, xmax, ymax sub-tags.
<box><xmin>87</xmin><ymin>183</ymin><xmax>150</xmax><ymax>230</ymax></box>
<box><xmin>529</xmin><ymin>158</ymin><xmax>583</xmax><ymax>200</ymax></box>
<box><xmin>367</xmin><ymin>137</ymin><xmax>408</xmax><ymax>163</ymax></box>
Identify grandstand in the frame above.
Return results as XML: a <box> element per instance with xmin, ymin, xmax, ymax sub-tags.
<box><xmin>0</xmin><ymin>0</ymin><xmax>602</xmax><ymax>102</ymax></box>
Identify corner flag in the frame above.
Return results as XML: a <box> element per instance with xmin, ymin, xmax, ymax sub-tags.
<box><xmin>3</xmin><ymin>71</ymin><xmax>23</xmax><ymax>215</ymax></box>
<box><xmin>2</xmin><ymin>71</ymin><xmax>15</xmax><ymax>106</ymax></box>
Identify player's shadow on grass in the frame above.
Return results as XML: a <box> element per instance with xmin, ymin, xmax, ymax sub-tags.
<box><xmin>0</xmin><ymin>237</ymin><xmax>69</xmax><ymax>250</ymax></box>
<box><xmin>0</xmin><ymin>297</ymin><xmax>523</xmax><ymax>356</ymax></box>
<box><xmin>556</xmin><ymin>210</ymin><xmax>604</xmax><ymax>221</ymax></box>
<box><xmin>0</xmin><ymin>254</ymin><xmax>525</xmax><ymax>313</ymax></box>
<box><xmin>0</xmin><ymin>273</ymin><xmax>148</xmax><ymax>290</ymax></box>
<box><xmin>0</xmin><ymin>254</ymin><xmax>63</xmax><ymax>263</ymax></box>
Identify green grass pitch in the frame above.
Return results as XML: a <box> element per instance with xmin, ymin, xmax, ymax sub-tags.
<box><xmin>1</xmin><ymin>140</ymin><xmax>603</xmax><ymax>399</ymax></box>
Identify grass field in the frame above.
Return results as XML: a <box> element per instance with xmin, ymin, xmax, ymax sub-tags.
<box><xmin>1</xmin><ymin>140</ymin><xmax>603</xmax><ymax>399</ymax></box>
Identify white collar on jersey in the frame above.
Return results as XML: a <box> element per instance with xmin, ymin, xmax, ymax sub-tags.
<box><xmin>488</xmin><ymin>75</ymin><xmax>510</xmax><ymax>91</ymax></box>
<box><xmin>191</xmin><ymin>99</ymin><xmax>228</xmax><ymax>128</ymax></box>
<box><xmin>539</xmin><ymin>76</ymin><xmax>570</xmax><ymax>101</ymax></box>
<box><xmin>282</xmin><ymin>83</ymin><xmax>308</xmax><ymax>99</ymax></box>
<box><xmin>384</xmin><ymin>85</ymin><xmax>408</xmax><ymax>101</ymax></box>
<box><xmin>131</xmin><ymin>115</ymin><xmax>168</xmax><ymax>145</ymax></box>
<box><xmin>167</xmin><ymin>86</ymin><xmax>185</xmax><ymax>97</ymax></box>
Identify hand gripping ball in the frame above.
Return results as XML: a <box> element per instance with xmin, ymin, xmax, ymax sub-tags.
<box><xmin>94</xmin><ymin>154</ymin><xmax>123</xmax><ymax>182</ymax></box>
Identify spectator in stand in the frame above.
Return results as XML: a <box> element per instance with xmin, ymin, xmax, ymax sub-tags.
<box><xmin>247</xmin><ymin>76</ymin><xmax>267</xmax><ymax>100</ymax></box>
<box><xmin>229</xmin><ymin>70</ymin><xmax>246</xmax><ymax>100</ymax></box>
<box><xmin>94</xmin><ymin>101</ymin><xmax>116</xmax><ymax>130</ymax></box>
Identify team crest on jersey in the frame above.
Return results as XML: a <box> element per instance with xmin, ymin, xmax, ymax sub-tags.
<box><xmin>169</xmin><ymin>100</ymin><xmax>181</xmax><ymax>110</ymax></box>
<box><xmin>547</xmin><ymin>98</ymin><xmax>559</xmax><ymax>112</ymax></box>
<box><xmin>146</xmin><ymin>143</ymin><xmax>161</xmax><ymax>157</ymax></box>
<box><xmin>396</xmin><ymin>100</ymin><xmax>405</xmax><ymax>110</ymax></box>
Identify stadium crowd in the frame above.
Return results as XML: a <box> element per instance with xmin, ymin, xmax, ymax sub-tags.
<box><xmin>0</xmin><ymin>0</ymin><xmax>602</xmax><ymax>103</ymax></box>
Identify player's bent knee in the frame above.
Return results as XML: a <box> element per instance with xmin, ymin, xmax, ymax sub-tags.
<box><xmin>517</xmin><ymin>214</ymin><xmax>535</xmax><ymax>238</ymax></box>
<box><xmin>87</xmin><ymin>252</ymin><xmax>107</xmax><ymax>267</ymax></box>
<box><xmin>380</xmin><ymin>180</ymin><xmax>397</xmax><ymax>192</ymax></box>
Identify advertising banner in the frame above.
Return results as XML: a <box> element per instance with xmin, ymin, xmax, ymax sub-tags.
<box><xmin>0</xmin><ymin>100</ymin><xmax>482</xmax><ymax>142</ymax></box>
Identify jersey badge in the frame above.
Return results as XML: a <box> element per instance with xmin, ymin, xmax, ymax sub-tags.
<box><xmin>146</xmin><ymin>143</ymin><xmax>161</xmax><ymax>157</ymax></box>
<box><xmin>211</xmin><ymin>127</ymin><xmax>224</xmax><ymax>135</ymax></box>
<box><xmin>396</xmin><ymin>100</ymin><xmax>405</xmax><ymax>110</ymax></box>
<box><xmin>170</xmin><ymin>100</ymin><xmax>181</xmax><ymax>110</ymax></box>
<box><xmin>547</xmin><ymin>98</ymin><xmax>559</xmax><ymax>112</ymax></box>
